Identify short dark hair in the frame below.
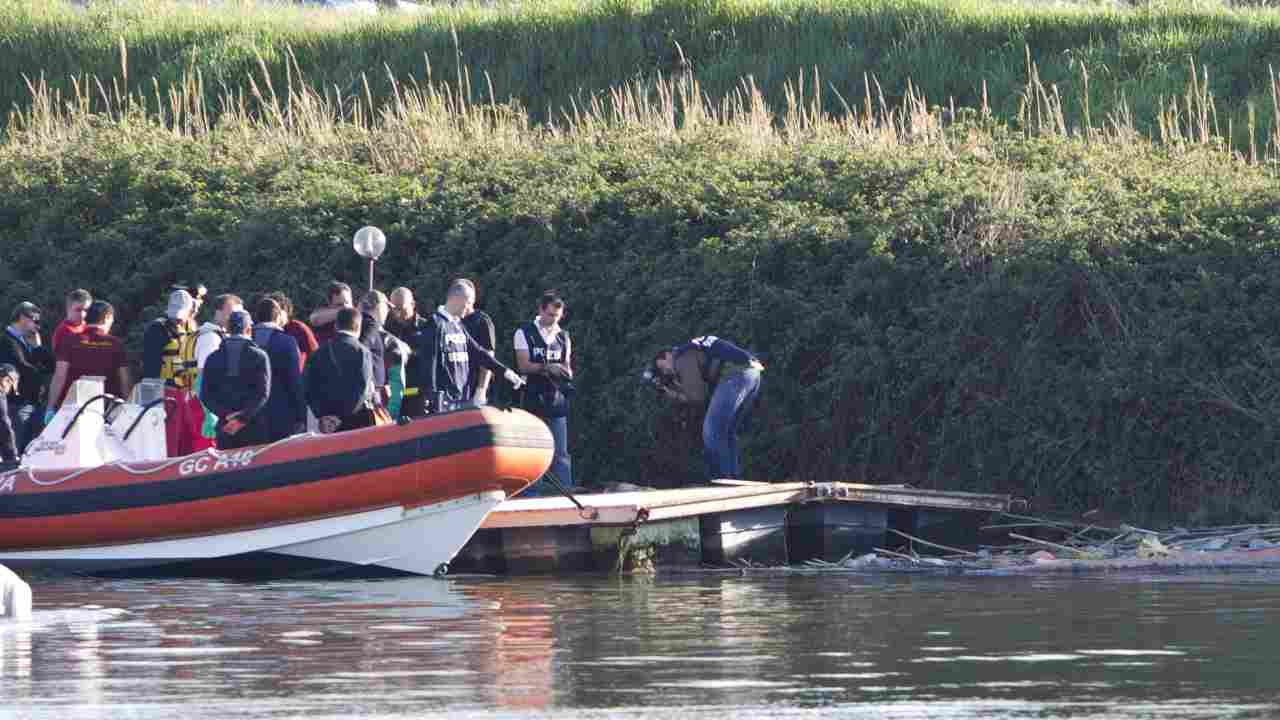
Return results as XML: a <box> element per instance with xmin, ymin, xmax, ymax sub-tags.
<box><xmin>327</xmin><ymin>281</ymin><xmax>352</xmax><ymax>303</ymax></box>
<box><xmin>336</xmin><ymin>306</ymin><xmax>361</xmax><ymax>332</ymax></box>
<box><xmin>0</xmin><ymin>363</ymin><xmax>17</xmax><ymax>382</ymax></box>
<box><xmin>266</xmin><ymin>291</ymin><xmax>293</xmax><ymax>318</ymax></box>
<box><xmin>539</xmin><ymin>290</ymin><xmax>565</xmax><ymax>309</ymax></box>
<box><xmin>213</xmin><ymin>294</ymin><xmax>242</xmax><ymax>314</ymax></box>
<box><xmin>9</xmin><ymin>302</ymin><xmax>39</xmax><ymax>323</ymax></box>
<box><xmin>66</xmin><ymin>289</ymin><xmax>92</xmax><ymax>306</ymax></box>
<box><xmin>253</xmin><ymin>297</ymin><xmax>282</xmax><ymax>325</ymax></box>
<box><xmin>85</xmin><ymin>301</ymin><xmax>113</xmax><ymax>325</ymax></box>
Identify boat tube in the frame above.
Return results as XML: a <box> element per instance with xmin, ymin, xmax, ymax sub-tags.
<box><xmin>0</xmin><ymin>378</ymin><xmax>553</xmax><ymax>577</ymax></box>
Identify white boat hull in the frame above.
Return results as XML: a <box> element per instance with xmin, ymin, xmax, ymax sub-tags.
<box><xmin>0</xmin><ymin>491</ymin><xmax>506</xmax><ymax>577</ymax></box>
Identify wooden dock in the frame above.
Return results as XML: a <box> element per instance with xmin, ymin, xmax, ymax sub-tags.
<box><xmin>450</xmin><ymin>482</ymin><xmax>1010</xmax><ymax>575</ymax></box>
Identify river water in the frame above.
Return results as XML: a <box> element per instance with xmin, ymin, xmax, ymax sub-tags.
<box><xmin>2</xmin><ymin>571</ymin><xmax>1277</xmax><ymax>719</ymax></box>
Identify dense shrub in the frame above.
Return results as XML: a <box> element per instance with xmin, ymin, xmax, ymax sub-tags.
<box><xmin>2</xmin><ymin>112</ymin><xmax>1279</xmax><ymax>525</ymax></box>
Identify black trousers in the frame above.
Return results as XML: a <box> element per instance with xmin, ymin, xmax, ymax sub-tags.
<box><xmin>216</xmin><ymin>422</ymin><xmax>264</xmax><ymax>450</ymax></box>
<box><xmin>337</xmin><ymin>407</ymin><xmax>379</xmax><ymax>432</ymax></box>
<box><xmin>400</xmin><ymin>391</ymin><xmax>427</xmax><ymax>419</ymax></box>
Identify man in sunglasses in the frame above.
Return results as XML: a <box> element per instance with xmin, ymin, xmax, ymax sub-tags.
<box><xmin>0</xmin><ymin>302</ymin><xmax>53</xmax><ymax>452</ymax></box>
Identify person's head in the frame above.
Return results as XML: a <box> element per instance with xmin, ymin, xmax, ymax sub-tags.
<box><xmin>388</xmin><ymin>287</ymin><xmax>415</xmax><ymax>322</ymax></box>
<box><xmin>326</xmin><ymin>281</ymin><xmax>353</xmax><ymax>308</ymax></box>
<box><xmin>85</xmin><ymin>301</ymin><xmax>114</xmax><ymax>332</ymax></box>
<box><xmin>9</xmin><ymin>302</ymin><xmax>40</xmax><ymax>335</ymax></box>
<box><xmin>360</xmin><ymin>290</ymin><xmax>389</xmax><ymax>325</ymax></box>
<box><xmin>253</xmin><ymin>297</ymin><xmax>284</xmax><ymax>326</ymax></box>
<box><xmin>537</xmin><ymin>290</ymin><xmax>565</xmax><ymax>326</ymax></box>
<box><xmin>0</xmin><ymin>363</ymin><xmax>18</xmax><ymax>396</ymax></box>
<box><xmin>64</xmin><ymin>289</ymin><xmax>92</xmax><ymax>325</ymax></box>
<box><xmin>227</xmin><ymin>310</ymin><xmax>252</xmax><ymax>338</ymax></box>
<box><xmin>171</xmin><ymin>284</ymin><xmax>206</xmax><ymax>320</ymax></box>
<box><xmin>165</xmin><ymin>289</ymin><xmax>194</xmax><ymax>323</ymax></box>
<box><xmin>212</xmin><ymin>294</ymin><xmax>243</xmax><ymax>329</ymax></box>
<box><xmin>444</xmin><ymin>278</ymin><xmax>476</xmax><ymax>317</ymax></box>
<box><xmin>266</xmin><ymin>292</ymin><xmax>294</xmax><ymax>321</ymax></box>
<box><xmin>335</xmin><ymin>306</ymin><xmax>362</xmax><ymax>335</ymax></box>
<box><xmin>652</xmin><ymin>348</ymin><xmax>675</xmax><ymax>375</ymax></box>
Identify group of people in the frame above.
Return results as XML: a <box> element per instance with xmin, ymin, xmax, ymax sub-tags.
<box><xmin>1</xmin><ymin>277</ymin><xmax>765</xmax><ymax>487</ymax></box>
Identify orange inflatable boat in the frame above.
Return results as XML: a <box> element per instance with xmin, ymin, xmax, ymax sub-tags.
<box><xmin>0</xmin><ymin>380</ymin><xmax>552</xmax><ymax>577</ymax></box>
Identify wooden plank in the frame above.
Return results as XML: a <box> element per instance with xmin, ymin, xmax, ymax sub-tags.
<box><xmin>814</xmin><ymin>483</ymin><xmax>1009</xmax><ymax>512</ymax></box>
<box><xmin>643</xmin><ymin>486</ymin><xmax>809</xmax><ymax>522</ymax></box>
<box><xmin>481</xmin><ymin>502</ymin><xmax>640</xmax><ymax>529</ymax></box>
<box><xmin>480</xmin><ymin>481</ymin><xmax>1008</xmax><ymax>531</ymax></box>
<box><xmin>482</xmin><ymin>484</ymin><xmax>811</xmax><ymax>529</ymax></box>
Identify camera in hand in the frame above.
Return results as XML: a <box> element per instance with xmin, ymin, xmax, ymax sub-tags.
<box><xmin>641</xmin><ymin>369</ymin><xmax>671</xmax><ymax>393</ymax></box>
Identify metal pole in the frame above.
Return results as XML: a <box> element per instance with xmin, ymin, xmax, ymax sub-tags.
<box><xmin>368</xmin><ymin>258</ymin><xmax>375</xmax><ymax>292</ymax></box>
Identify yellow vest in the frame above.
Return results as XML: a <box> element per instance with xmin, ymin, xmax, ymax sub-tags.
<box><xmin>157</xmin><ymin>320</ymin><xmax>198</xmax><ymax>389</ymax></box>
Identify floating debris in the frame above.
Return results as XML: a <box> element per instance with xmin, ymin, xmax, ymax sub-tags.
<box><xmin>732</xmin><ymin>512</ymin><xmax>1280</xmax><ymax>574</ymax></box>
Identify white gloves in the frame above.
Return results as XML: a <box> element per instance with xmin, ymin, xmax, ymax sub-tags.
<box><xmin>504</xmin><ymin>369</ymin><xmax>525</xmax><ymax>389</ymax></box>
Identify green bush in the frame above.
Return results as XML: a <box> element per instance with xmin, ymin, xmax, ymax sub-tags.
<box><xmin>2</xmin><ymin>110</ymin><xmax>1280</xmax><ymax>525</ymax></box>
<box><xmin>4</xmin><ymin>0</ymin><xmax>1280</xmax><ymax>525</ymax></box>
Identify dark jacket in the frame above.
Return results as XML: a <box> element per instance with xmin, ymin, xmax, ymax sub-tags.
<box><xmin>462</xmin><ymin>310</ymin><xmax>496</xmax><ymax>396</ymax></box>
<box><xmin>415</xmin><ymin>310</ymin><xmax>507</xmax><ymax>408</ymax></box>
<box><xmin>669</xmin><ymin>336</ymin><xmax>759</xmax><ymax>406</ymax></box>
<box><xmin>199</xmin><ymin>337</ymin><xmax>271</xmax><ymax>445</ymax></box>
<box><xmin>384</xmin><ymin>313</ymin><xmax>427</xmax><ymax>389</ymax></box>
<box><xmin>304</xmin><ymin>334</ymin><xmax>374</xmax><ymax>422</ymax></box>
<box><xmin>0</xmin><ymin>329</ymin><xmax>53</xmax><ymax>407</ymax></box>
<box><xmin>0</xmin><ymin>392</ymin><xmax>17</xmax><ymax>462</ymax></box>
<box><xmin>359</xmin><ymin>312</ymin><xmax>388</xmax><ymax>389</ymax></box>
<box><xmin>517</xmin><ymin>321</ymin><xmax>572</xmax><ymax>418</ymax></box>
<box><xmin>251</xmin><ymin>325</ymin><xmax>306</xmax><ymax>442</ymax></box>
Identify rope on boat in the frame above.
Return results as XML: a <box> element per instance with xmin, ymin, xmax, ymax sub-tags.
<box><xmin>4</xmin><ymin>432</ymin><xmax>317</xmax><ymax>488</ymax></box>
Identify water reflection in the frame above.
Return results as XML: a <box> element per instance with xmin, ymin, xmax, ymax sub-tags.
<box><xmin>2</xmin><ymin>572</ymin><xmax>1279</xmax><ymax>718</ymax></box>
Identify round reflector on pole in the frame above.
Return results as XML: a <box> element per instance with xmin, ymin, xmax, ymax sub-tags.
<box><xmin>353</xmin><ymin>226</ymin><xmax>387</xmax><ymax>260</ymax></box>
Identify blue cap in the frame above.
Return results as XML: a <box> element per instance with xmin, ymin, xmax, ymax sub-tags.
<box><xmin>228</xmin><ymin>310</ymin><xmax>252</xmax><ymax>335</ymax></box>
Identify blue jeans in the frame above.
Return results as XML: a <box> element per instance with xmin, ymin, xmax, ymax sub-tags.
<box><xmin>521</xmin><ymin>415</ymin><xmax>573</xmax><ymax>497</ymax></box>
<box><xmin>702</xmin><ymin>368</ymin><xmax>762</xmax><ymax>480</ymax></box>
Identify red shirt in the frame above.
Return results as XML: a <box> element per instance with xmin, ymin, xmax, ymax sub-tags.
<box><xmin>55</xmin><ymin>326</ymin><xmax>128</xmax><ymax>406</ymax></box>
<box><xmin>284</xmin><ymin>319</ymin><xmax>319</xmax><ymax>372</ymax></box>
<box><xmin>52</xmin><ymin>320</ymin><xmax>86</xmax><ymax>355</ymax></box>
<box><xmin>312</xmin><ymin>320</ymin><xmax>337</xmax><ymax>349</ymax></box>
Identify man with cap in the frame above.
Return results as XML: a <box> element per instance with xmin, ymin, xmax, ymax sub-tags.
<box><xmin>46</xmin><ymin>301</ymin><xmax>130</xmax><ymax>418</ymax></box>
<box><xmin>200</xmin><ymin>310</ymin><xmax>271</xmax><ymax>450</ymax></box>
<box><xmin>192</xmin><ymin>294</ymin><xmax>244</xmax><ymax>446</ymax></box>
<box><xmin>652</xmin><ymin>335</ymin><xmax>765</xmax><ymax>482</ymax></box>
<box><xmin>0</xmin><ymin>302</ymin><xmax>54</xmax><ymax>452</ymax></box>
<box><xmin>143</xmin><ymin>289</ymin><xmax>204</xmax><ymax>456</ymax></box>
<box><xmin>0</xmin><ymin>364</ymin><xmax>21</xmax><ymax>465</ymax></box>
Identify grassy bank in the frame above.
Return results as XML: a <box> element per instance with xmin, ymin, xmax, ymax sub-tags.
<box><xmin>5</xmin><ymin>0</ymin><xmax>1280</xmax><ymax>148</ymax></box>
<box><xmin>2</xmin><ymin>47</ymin><xmax>1279</xmax><ymax>525</ymax></box>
